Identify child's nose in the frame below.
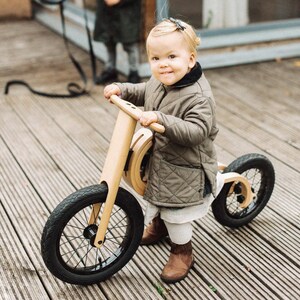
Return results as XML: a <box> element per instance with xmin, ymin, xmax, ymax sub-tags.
<box><xmin>159</xmin><ymin>60</ymin><xmax>168</xmax><ymax>68</ymax></box>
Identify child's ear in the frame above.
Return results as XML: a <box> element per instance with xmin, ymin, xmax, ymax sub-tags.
<box><xmin>188</xmin><ymin>52</ymin><xmax>196</xmax><ymax>69</ymax></box>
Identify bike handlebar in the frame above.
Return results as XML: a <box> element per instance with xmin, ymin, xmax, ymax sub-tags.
<box><xmin>110</xmin><ymin>95</ymin><xmax>165</xmax><ymax>133</ymax></box>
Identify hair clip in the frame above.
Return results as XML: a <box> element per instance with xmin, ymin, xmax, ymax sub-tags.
<box><xmin>168</xmin><ymin>17</ymin><xmax>186</xmax><ymax>31</ymax></box>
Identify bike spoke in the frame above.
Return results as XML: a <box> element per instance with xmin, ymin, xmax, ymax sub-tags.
<box><xmin>55</xmin><ymin>197</ymin><xmax>133</xmax><ymax>274</ymax></box>
<box><xmin>60</xmin><ymin>234</ymin><xmax>85</xmax><ymax>245</ymax></box>
<box><xmin>74</xmin><ymin>244</ymin><xmax>94</xmax><ymax>269</ymax></box>
<box><xmin>72</xmin><ymin>214</ymin><xmax>88</xmax><ymax>228</ymax></box>
<box><xmin>63</xmin><ymin>238</ymin><xmax>87</xmax><ymax>264</ymax></box>
<box><xmin>64</xmin><ymin>223</ymin><xmax>85</xmax><ymax>230</ymax></box>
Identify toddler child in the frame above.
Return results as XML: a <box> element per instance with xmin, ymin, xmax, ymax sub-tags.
<box><xmin>104</xmin><ymin>18</ymin><xmax>220</xmax><ymax>283</ymax></box>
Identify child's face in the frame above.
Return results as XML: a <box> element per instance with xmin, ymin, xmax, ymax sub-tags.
<box><xmin>147</xmin><ymin>31</ymin><xmax>196</xmax><ymax>86</ymax></box>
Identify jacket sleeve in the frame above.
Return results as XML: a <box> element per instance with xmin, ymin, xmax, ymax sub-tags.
<box><xmin>155</xmin><ymin>96</ymin><xmax>215</xmax><ymax>146</ymax></box>
<box><xmin>114</xmin><ymin>82</ymin><xmax>146</xmax><ymax>106</ymax></box>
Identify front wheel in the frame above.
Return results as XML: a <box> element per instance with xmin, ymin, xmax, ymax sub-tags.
<box><xmin>212</xmin><ymin>153</ymin><xmax>275</xmax><ymax>228</ymax></box>
<box><xmin>41</xmin><ymin>184</ymin><xmax>144</xmax><ymax>285</ymax></box>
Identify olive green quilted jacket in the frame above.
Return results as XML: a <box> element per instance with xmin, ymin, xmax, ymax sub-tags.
<box><xmin>116</xmin><ymin>73</ymin><xmax>219</xmax><ymax>207</ymax></box>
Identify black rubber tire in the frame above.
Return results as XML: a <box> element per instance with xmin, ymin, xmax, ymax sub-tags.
<box><xmin>211</xmin><ymin>153</ymin><xmax>275</xmax><ymax>228</ymax></box>
<box><xmin>41</xmin><ymin>184</ymin><xmax>144</xmax><ymax>285</ymax></box>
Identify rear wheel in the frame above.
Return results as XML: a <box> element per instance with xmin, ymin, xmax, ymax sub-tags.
<box><xmin>212</xmin><ymin>154</ymin><xmax>275</xmax><ymax>228</ymax></box>
<box><xmin>41</xmin><ymin>184</ymin><xmax>144</xmax><ymax>285</ymax></box>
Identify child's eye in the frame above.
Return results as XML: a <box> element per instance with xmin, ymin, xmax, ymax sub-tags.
<box><xmin>151</xmin><ymin>57</ymin><xmax>159</xmax><ymax>61</ymax></box>
<box><xmin>169</xmin><ymin>54</ymin><xmax>176</xmax><ymax>59</ymax></box>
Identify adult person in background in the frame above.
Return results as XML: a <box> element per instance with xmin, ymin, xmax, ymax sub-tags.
<box><xmin>94</xmin><ymin>0</ymin><xmax>142</xmax><ymax>84</ymax></box>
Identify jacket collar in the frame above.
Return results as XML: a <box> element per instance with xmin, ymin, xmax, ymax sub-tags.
<box><xmin>171</xmin><ymin>62</ymin><xmax>202</xmax><ymax>88</ymax></box>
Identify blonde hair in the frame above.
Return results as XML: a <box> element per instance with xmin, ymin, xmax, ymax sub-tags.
<box><xmin>146</xmin><ymin>18</ymin><xmax>201</xmax><ymax>56</ymax></box>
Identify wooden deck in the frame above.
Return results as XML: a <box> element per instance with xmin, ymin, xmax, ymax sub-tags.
<box><xmin>0</xmin><ymin>19</ymin><xmax>300</xmax><ymax>299</ymax></box>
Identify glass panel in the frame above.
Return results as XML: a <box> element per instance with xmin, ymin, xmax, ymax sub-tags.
<box><xmin>67</xmin><ymin>1</ymin><xmax>300</xmax><ymax>28</ymax></box>
<box><xmin>169</xmin><ymin>0</ymin><xmax>203</xmax><ymax>28</ymax></box>
<box><xmin>249</xmin><ymin>0</ymin><xmax>300</xmax><ymax>23</ymax></box>
<box><xmin>168</xmin><ymin>0</ymin><xmax>300</xmax><ymax>30</ymax></box>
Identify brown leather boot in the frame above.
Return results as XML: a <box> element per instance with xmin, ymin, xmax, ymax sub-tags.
<box><xmin>160</xmin><ymin>241</ymin><xmax>194</xmax><ymax>283</ymax></box>
<box><xmin>141</xmin><ymin>215</ymin><xmax>168</xmax><ymax>245</ymax></box>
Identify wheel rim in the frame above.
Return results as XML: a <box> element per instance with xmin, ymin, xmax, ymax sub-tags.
<box><xmin>57</xmin><ymin>203</ymin><xmax>132</xmax><ymax>275</ymax></box>
<box><xmin>225</xmin><ymin>167</ymin><xmax>266</xmax><ymax>218</ymax></box>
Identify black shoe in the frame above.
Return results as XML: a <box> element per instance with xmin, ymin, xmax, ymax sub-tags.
<box><xmin>95</xmin><ymin>69</ymin><xmax>118</xmax><ymax>85</ymax></box>
<box><xmin>128</xmin><ymin>71</ymin><xmax>140</xmax><ymax>83</ymax></box>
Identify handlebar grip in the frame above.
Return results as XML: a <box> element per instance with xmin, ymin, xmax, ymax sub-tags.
<box><xmin>110</xmin><ymin>95</ymin><xmax>165</xmax><ymax>133</ymax></box>
<box><xmin>149</xmin><ymin>122</ymin><xmax>165</xmax><ymax>134</ymax></box>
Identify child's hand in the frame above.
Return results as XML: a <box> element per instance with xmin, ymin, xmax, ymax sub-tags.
<box><xmin>105</xmin><ymin>0</ymin><xmax>120</xmax><ymax>6</ymax></box>
<box><xmin>139</xmin><ymin>111</ymin><xmax>158</xmax><ymax>127</ymax></box>
<box><xmin>103</xmin><ymin>84</ymin><xmax>121</xmax><ymax>101</ymax></box>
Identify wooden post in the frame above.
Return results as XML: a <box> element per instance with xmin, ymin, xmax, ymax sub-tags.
<box><xmin>0</xmin><ymin>0</ymin><xmax>32</xmax><ymax>19</ymax></box>
<box><xmin>143</xmin><ymin>0</ymin><xmax>156</xmax><ymax>41</ymax></box>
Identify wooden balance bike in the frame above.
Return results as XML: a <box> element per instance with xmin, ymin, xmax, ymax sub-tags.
<box><xmin>41</xmin><ymin>95</ymin><xmax>275</xmax><ymax>285</ymax></box>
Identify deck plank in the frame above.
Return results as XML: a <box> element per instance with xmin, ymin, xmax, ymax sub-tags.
<box><xmin>0</xmin><ymin>19</ymin><xmax>300</xmax><ymax>300</ymax></box>
<box><xmin>206</xmin><ymin>66</ymin><xmax>300</xmax><ymax>131</ymax></box>
<box><xmin>215</xmin><ymin>125</ymin><xmax>300</xmax><ymax>225</ymax></box>
<box><xmin>197</xmin><ymin>217</ymin><xmax>300</xmax><ymax>299</ymax></box>
<box><xmin>0</xmin><ymin>96</ymin><xmax>164</xmax><ymax>299</ymax></box>
<box><xmin>37</xmin><ymin>95</ymin><xmax>298</xmax><ymax>299</ymax></box>
<box><xmin>0</xmin><ymin>181</ymin><xmax>49</xmax><ymax>300</ymax></box>
<box><xmin>5</xmin><ymin>94</ymin><xmax>221</xmax><ymax>299</ymax></box>
<box><xmin>0</xmin><ymin>97</ymin><xmax>110</xmax><ymax>299</ymax></box>
<box><xmin>212</xmin><ymin>87</ymin><xmax>300</xmax><ymax>150</ymax></box>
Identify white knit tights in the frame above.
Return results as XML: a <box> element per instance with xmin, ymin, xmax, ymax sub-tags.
<box><xmin>164</xmin><ymin>220</ymin><xmax>193</xmax><ymax>245</ymax></box>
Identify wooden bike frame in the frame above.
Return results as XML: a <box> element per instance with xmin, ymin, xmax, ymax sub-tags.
<box><xmin>217</xmin><ymin>163</ymin><xmax>254</xmax><ymax>208</ymax></box>
<box><xmin>89</xmin><ymin>95</ymin><xmax>254</xmax><ymax>248</ymax></box>
<box><xmin>89</xmin><ymin>95</ymin><xmax>164</xmax><ymax>248</ymax></box>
